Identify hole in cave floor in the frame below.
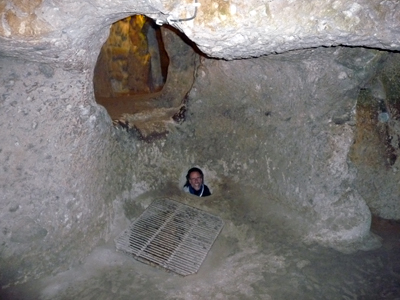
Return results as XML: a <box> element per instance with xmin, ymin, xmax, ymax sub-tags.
<box><xmin>1</xmin><ymin>202</ymin><xmax>400</xmax><ymax>300</ymax></box>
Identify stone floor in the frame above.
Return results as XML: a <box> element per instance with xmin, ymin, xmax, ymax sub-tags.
<box><xmin>1</xmin><ymin>192</ymin><xmax>400</xmax><ymax>300</ymax></box>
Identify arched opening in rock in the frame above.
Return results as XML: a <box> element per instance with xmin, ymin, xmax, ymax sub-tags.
<box><xmin>93</xmin><ymin>15</ymin><xmax>169</xmax><ymax>119</ymax></box>
<box><xmin>93</xmin><ymin>15</ymin><xmax>199</xmax><ymax>141</ymax></box>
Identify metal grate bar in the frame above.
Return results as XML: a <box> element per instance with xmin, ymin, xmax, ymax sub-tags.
<box><xmin>115</xmin><ymin>198</ymin><xmax>224</xmax><ymax>276</ymax></box>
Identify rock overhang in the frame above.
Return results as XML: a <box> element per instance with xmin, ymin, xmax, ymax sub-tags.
<box><xmin>0</xmin><ymin>0</ymin><xmax>399</xmax><ymax>63</ymax></box>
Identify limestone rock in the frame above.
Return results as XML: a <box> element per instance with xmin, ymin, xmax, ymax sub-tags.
<box><xmin>1</xmin><ymin>0</ymin><xmax>400</xmax><ymax>288</ymax></box>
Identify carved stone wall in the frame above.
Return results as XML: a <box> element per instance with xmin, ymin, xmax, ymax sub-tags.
<box><xmin>0</xmin><ymin>57</ymin><xmax>125</xmax><ymax>284</ymax></box>
<box><xmin>1</xmin><ymin>0</ymin><xmax>400</xmax><ymax>287</ymax></box>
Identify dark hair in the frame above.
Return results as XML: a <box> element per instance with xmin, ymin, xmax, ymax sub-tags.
<box><xmin>183</xmin><ymin>167</ymin><xmax>204</xmax><ymax>187</ymax></box>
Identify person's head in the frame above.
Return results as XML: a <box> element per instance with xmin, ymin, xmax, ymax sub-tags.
<box><xmin>184</xmin><ymin>167</ymin><xmax>204</xmax><ymax>191</ymax></box>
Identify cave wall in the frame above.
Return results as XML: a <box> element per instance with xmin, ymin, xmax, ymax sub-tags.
<box><xmin>350</xmin><ymin>53</ymin><xmax>400</xmax><ymax>219</ymax></box>
<box><xmin>123</xmin><ymin>47</ymin><xmax>391</xmax><ymax>253</ymax></box>
<box><xmin>1</xmin><ymin>0</ymin><xmax>400</xmax><ymax>287</ymax></box>
<box><xmin>0</xmin><ymin>56</ymin><xmax>131</xmax><ymax>285</ymax></box>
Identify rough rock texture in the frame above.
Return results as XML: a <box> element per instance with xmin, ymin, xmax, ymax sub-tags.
<box><xmin>0</xmin><ymin>56</ymin><xmax>125</xmax><ymax>285</ymax></box>
<box><xmin>188</xmin><ymin>48</ymin><xmax>377</xmax><ymax>249</ymax></box>
<box><xmin>1</xmin><ymin>0</ymin><xmax>400</xmax><ymax>288</ymax></box>
<box><xmin>350</xmin><ymin>53</ymin><xmax>400</xmax><ymax>220</ymax></box>
<box><xmin>172</xmin><ymin>0</ymin><xmax>400</xmax><ymax>59</ymax></box>
<box><xmin>1</xmin><ymin>1</ymin><xmax>400</xmax><ymax>62</ymax></box>
<box><xmin>119</xmin><ymin>47</ymin><xmax>388</xmax><ymax>252</ymax></box>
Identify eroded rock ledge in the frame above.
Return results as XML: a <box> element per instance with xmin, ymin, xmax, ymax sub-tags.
<box><xmin>1</xmin><ymin>1</ymin><xmax>400</xmax><ymax>63</ymax></box>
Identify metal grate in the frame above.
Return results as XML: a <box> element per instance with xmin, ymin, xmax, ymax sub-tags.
<box><xmin>115</xmin><ymin>198</ymin><xmax>224</xmax><ymax>276</ymax></box>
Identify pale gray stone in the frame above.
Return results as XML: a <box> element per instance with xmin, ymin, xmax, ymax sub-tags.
<box><xmin>0</xmin><ymin>0</ymin><xmax>399</xmax><ymax>292</ymax></box>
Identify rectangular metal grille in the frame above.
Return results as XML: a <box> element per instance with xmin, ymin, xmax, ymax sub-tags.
<box><xmin>115</xmin><ymin>198</ymin><xmax>224</xmax><ymax>276</ymax></box>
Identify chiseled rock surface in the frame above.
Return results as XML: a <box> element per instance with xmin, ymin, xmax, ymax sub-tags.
<box><xmin>1</xmin><ymin>0</ymin><xmax>400</xmax><ymax>62</ymax></box>
<box><xmin>0</xmin><ymin>56</ymin><xmax>124</xmax><ymax>286</ymax></box>
<box><xmin>167</xmin><ymin>0</ymin><xmax>400</xmax><ymax>59</ymax></box>
<box><xmin>175</xmin><ymin>47</ymin><xmax>385</xmax><ymax>252</ymax></box>
<box><xmin>0</xmin><ymin>0</ymin><xmax>399</xmax><ymax>289</ymax></box>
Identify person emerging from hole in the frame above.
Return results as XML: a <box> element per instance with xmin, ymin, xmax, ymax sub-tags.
<box><xmin>183</xmin><ymin>167</ymin><xmax>211</xmax><ymax>197</ymax></box>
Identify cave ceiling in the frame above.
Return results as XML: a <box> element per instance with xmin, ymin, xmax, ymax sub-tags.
<box><xmin>0</xmin><ymin>0</ymin><xmax>399</xmax><ymax>63</ymax></box>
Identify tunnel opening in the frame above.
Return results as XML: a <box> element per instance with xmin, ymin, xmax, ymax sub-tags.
<box><xmin>93</xmin><ymin>15</ymin><xmax>200</xmax><ymax>141</ymax></box>
<box><xmin>93</xmin><ymin>15</ymin><xmax>169</xmax><ymax>120</ymax></box>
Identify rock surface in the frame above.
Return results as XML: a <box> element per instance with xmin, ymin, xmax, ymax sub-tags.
<box><xmin>1</xmin><ymin>193</ymin><xmax>399</xmax><ymax>300</ymax></box>
<box><xmin>1</xmin><ymin>1</ymin><xmax>400</xmax><ymax>61</ymax></box>
<box><xmin>0</xmin><ymin>0</ymin><xmax>400</xmax><ymax>289</ymax></box>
